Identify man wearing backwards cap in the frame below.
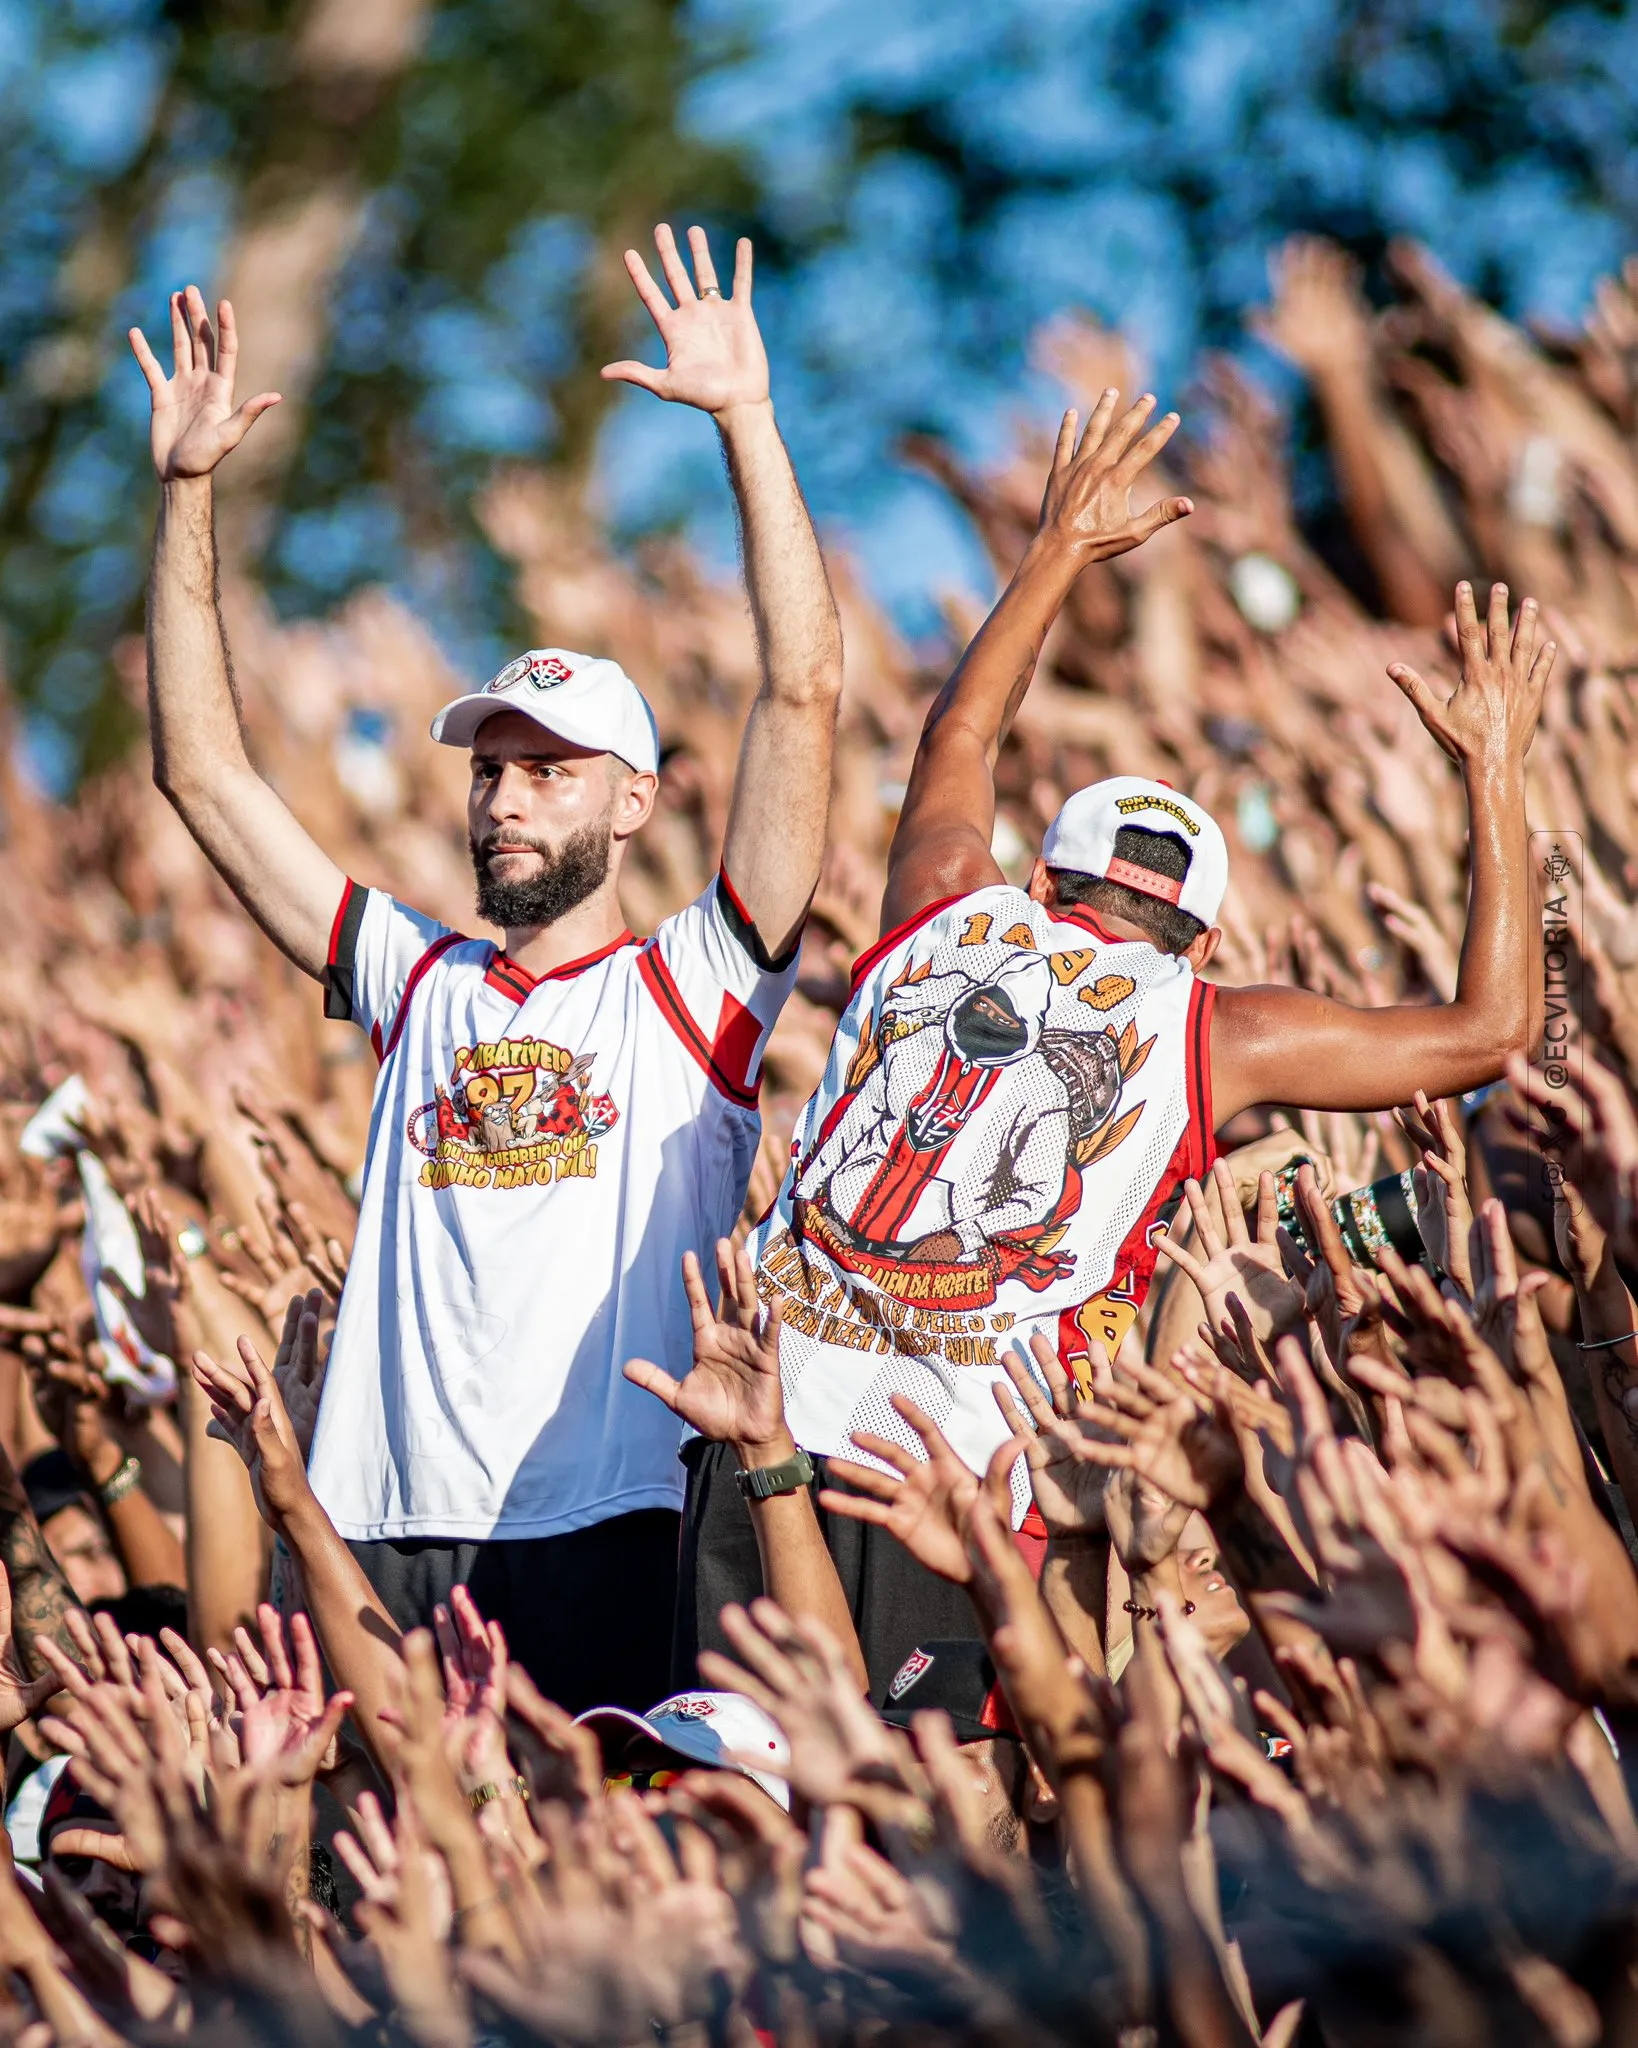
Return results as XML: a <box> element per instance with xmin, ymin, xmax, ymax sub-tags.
<box><xmin>666</xmin><ymin>387</ymin><xmax>1551</xmax><ymax>1694</ymax></box>
<box><xmin>131</xmin><ymin>225</ymin><xmax>843</xmax><ymax>1709</ymax></box>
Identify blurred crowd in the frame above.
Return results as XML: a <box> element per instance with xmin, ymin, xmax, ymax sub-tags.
<box><xmin>0</xmin><ymin>235</ymin><xmax>1637</xmax><ymax>2043</ymax></box>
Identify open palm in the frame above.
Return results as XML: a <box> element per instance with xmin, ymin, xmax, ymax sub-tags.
<box><xmin>624</xmin><ymin>1241</ymin><xmax>786</xmax><ymax>1451</ymax></box>
<box><xmin>129</xmin><ymin>284</ymin><xmax>280</xmax><ymax>482</ymax></box>
<box><xmin>821</xmin><ymin>1397</ymin><xmax>1024</xmax><ymax>1587</ymax></box>
<box><xmin>603</xmin><ymin>225</ymin><xmax>769</xmax><ymax>418</ymax></box>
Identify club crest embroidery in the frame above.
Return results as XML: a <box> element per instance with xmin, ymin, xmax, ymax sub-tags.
<box><xmin>407</xmin><ymin>1034</ymin><xmax>619</xmax><ymax>1191</ymax></box>
<box><xmin>889</xmin><ymin>1649</ymin><xmax>933</xmax><ymax>1700</ymax></box>
<box><xmin>484</xmin><ymin>653</ymin><xmax>574</xmax><ymax>694</ymax></box>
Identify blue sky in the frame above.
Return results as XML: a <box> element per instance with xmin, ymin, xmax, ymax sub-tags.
<box><xmin>3</xmin><ymin>0</ymin><xmax>1635</xmax><ymax>786</ymax></box>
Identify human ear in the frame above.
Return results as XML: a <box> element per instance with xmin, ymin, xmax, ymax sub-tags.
<box><xmin>614</xmin><ymin>769</ymin><xmax>658</xmax><ymax>839</ymax></box>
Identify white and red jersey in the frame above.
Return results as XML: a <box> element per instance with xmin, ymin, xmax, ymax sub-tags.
<box><xmin>310</xmin><ymin>874</ymin><xmax>797</xmax><ymax>1541</ymax></box>
<box><xmin>748</xmin><ymin>883</ymin><xmax>1214</xmax><ymax>1517</ymax></box>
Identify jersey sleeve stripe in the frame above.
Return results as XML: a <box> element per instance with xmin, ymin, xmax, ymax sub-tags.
<box><xmin>716</xmin><ymin>870</ymin><xmax>804</xmax><ymax>974</ymax></box>
<box><xmin>637</xmin><ymin>945</ymin><xmax>760</xmax><ymax>1108</ymax></box>
<box><xmin>322</xmin><ymin>880</ymin><xmax>367</xmax><ymax>1023</ymax></box>
<box><xmin>1186</xmin><ymin>977</ymin><xmax>1217</xmax><ymax>1174</ymax></box>
<box><xmin>380</xmin><ymin>932</ymin><xmax>468</xmax><ymax>1062</ymax></box>
<box><xmin>848</xmin><ymin>892</ymin><xmax>966</xmax><ymax>997</ymax></box>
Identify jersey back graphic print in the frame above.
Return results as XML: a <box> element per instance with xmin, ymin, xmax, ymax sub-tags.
<box><xmin>749</xmin><ymin>884</ymin><xmax>1214</xmax><ymax>1509</ymax></box>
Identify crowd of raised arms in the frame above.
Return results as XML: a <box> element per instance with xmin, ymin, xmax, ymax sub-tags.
<box><xmin>0</xmin><ymin>223</ymin><xmax>1634</xmax><ymax>2048</ymax></box>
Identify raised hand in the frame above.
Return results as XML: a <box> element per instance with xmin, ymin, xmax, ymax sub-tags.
<box><xmin>819</xmin><ymin>1395</ymin><xmax>1026</xmax><ymax>1586</ymax></box>
<box><xmin>191</xmin><ymin>1333</ymin><xmax>312</xmax><ymax>1528</ymax></box>
<box><xmin>1035</xmin><ymin>387</ymin><xmax>1192</xmax><ymax>563</ymax></box>
<box><xmin>128</xmin><ymin>286</ymin><xmax>280</xmax><ymax>482</ymax></box>
<box><xmin>432</xmin><ymin>1587</ymin><xmax>533</xmax><ymax>1848</ymax></box>
<box><xmin>699</xmin><ymin>1599</ymin><xmax>920</xmax><ymax>1829</ymax></box>
<box><xmin>209</xmin><ymin>1605</ymin><xmax>351</xmax><ymax>1793</ymax></box>
<box><xmin>1103</xmin><ymin>1467</ymin><xmax>1191</xmax><ymax>1575</ymax></box>
<box><xmin>602</xmin><ymin>224</ymin><xmax>768</xmax><ymax>418</ymax></box>
<box><xmin>1387</xmin><ymin>581</ymin><xmax>1554</xmax><ymax>768</ymax></box>
<box><xmin>1250</xmin><ymin>235</ymin><xmax>1372</xmax><ymax>381</ymax></box>
<box><xmin>992</xmin><ymin>1338</ymin><xmax>1110</xmax><ymax>1538</ymax></box>
<box><xmin>269</xmin><ymin>1288</ymin><xmax>328</xmax><ymax>1464</ymax></box>
<box><xmin>1154</xmin><ymin>1160</ymin><xmax>1305</xmax><ymax>1346</ymax></box>
<box><xmin>624</xmin><ymin>1242</ymin><xmax>787</xmax><ymax>1455</ymax></box>
<box><xmin>1071</xmin><ymin>1356</ymin><xmax>1242</xmax><ymax>1512</ymax></box>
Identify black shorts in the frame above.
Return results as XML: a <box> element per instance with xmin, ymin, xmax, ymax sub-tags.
<box><xmin>348</xmin><ymin>1507</ymin><xmax>680</xmax><ymax>1716</ymax></box>
<box><xmin>673</xmin><ymin>1439</ymin><xmax>982</xmax><ymax>1699</ymax></box>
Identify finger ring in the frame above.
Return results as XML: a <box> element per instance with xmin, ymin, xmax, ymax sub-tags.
<box><xmin>701</xmin><ymin>286</ymin><xmax>723</xmax><ymax>299</ymax></box>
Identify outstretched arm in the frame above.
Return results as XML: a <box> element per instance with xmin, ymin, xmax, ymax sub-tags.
<box><xmin>192</xmin><ymin>1337</ymin><xmax>402</xmax><ymax>1766</ymax></box>
<box><xmin>1252</xmin><ymin>237</ymin><xmax>1462</xmax><ymax>628</ymax></box>
<box><xmin>624</xmin><ymin>1243</ymin><xmax>867</xmax><ymax>1690</ymax></box>
<box><xmin>1214</xmin><ymin>581</ymin><xmax>1553</xmax><ymax>1120</ymax></box>
<box><xmin>604</xmin><ymin>226</ymin><xmax>843</xmax><ymax>961</ymax></box>
<box><xmin>878</xmin><ymin>390</ymin><xmax>1191</xmax><ymax>935</ymax></box>
<box><xmin>132</xmin><ymin>287</ymin><xmax>346</xmax><ymax>977</ymax></box>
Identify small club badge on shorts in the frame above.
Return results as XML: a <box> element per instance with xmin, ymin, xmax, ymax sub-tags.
<box><xmin>888</xmin><ymin>1648</ymin><xmax>933</xmax><ymax>1700</ymax></box>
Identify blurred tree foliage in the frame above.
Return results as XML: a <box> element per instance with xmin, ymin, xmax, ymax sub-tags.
<box><xmin>2</xmin><ymin>0</ymin><xmax>1635</xmax><ymax>784</ymax></box>
<box><xmin>681</xmin><ymin>0</ymin><xmax>1638</xmax><ymax>614</ymax></box>
<box><xmin>0</xmin><ymin>0</ymin><xmax>753</xmax><ymax>782</ymax></box>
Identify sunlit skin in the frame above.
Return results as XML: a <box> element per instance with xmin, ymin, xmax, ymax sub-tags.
<box><xmin>40</xmin><ymin>1502</ymin><xmax>126</xmax><ymax>1606</ymax></box>
<box><xmin>466</xmin><ymin>709</ymin><xmax>657</xmax><ymax>975</ymax></box>
<box><xmin>1177</xmin><ymin>1511</ymin><xmax>1249</xmax><ymax>1659</ymax></box>
<box><xmin>958</xmin><ymin>1735</ymin><xmax>1059</xmax><ymax>1857</ymax></box>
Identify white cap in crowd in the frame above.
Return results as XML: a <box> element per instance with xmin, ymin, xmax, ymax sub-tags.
<box><xmin>1042</xmin><ymin>774</ymin><xmax>1230</xmax><ymax>925</ymax></box>
<box><xmin>575</xmin><ymin>1689</ymin><xmax>791</xmax><ymax>1809</ymax></box>
<box><xmin>431</xmin><ymin>647</ymin><xmax>660</xmax><ymax>775</ymax></box>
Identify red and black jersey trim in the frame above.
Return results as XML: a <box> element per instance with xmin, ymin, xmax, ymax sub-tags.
<box><xmin>482</xmin><ymin>931</ymin><xmax>637</xmax><ymax>1005</ymax></box>
<box><xmin>381</xmin><ymin>932</ymin><xmax>468</xmax><ymax>1062</ymax></box>
<box><xmin>849</xmin><ymin>893</ymin><xmax>965</xmax><ymax>998</ymax></box>
<box><xmin>1186</xmin><ymin>977</ymin><xmax>1217</xmax><ymax>1174</ymax></box>
<box><xmin>637</xmin><ymin>943</ymin><xmax>760</xmax><ymax>1108</ymax></box>
<box><xmin>716</xmin><ymin>870</ymin><xmax>804</xmax><ymax>974</ymax></box>
<box><xmin>323</xmin><ymin>879</ymin><xmax>368</xmax><ymax>1023</ymax></box>
<box><xmin>1059</xmin><ymin>902</ymin><xmax>1121</xmax><ymax>945</ymax></box>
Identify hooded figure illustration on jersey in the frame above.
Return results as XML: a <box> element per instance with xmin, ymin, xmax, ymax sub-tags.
<box><xmin>791</xmin><ymin>949</ymin><xmax>1129</xmax><ymax>1302</ymax></box>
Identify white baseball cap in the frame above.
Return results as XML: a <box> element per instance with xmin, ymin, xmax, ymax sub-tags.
<box><xmin>575</xmin><ymin>1689</ymin><xmax>791</xmax><ymax>1809</ymax></box>
<box><xmin>431</xmin><ymin>647</ymin><xmax>659</xmax><ymax>775</ymax></box>
<box><xmin>1042</xmin><ymin>775</ymin><xmax>1229</xmax><ymax>925</ymax></box>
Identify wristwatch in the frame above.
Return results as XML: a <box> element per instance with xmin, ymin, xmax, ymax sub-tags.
<box><xmin>733</xmin><ymin>1448</ymin><xmax>815</xmax><ymax>1501</ymax></box>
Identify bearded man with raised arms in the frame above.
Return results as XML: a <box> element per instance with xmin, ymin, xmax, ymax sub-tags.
<box><xmin>130</xmin><ymin>226</ymin><xmax>843</xmax><ymax>1710</ymax></box>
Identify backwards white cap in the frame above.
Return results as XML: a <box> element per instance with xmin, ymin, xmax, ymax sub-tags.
<box><xmin>1042</xmin><ymin>775</ymin><xmax>1229</xmax><ymax>926</ymax></box>
<box><xmin>575</xmin><ymin>1690</ymin><xmax>791</xmax><ymax>1809</ymax></box>
<box><xmin>431</xmin><ymin>648</ymin><xmax>659</xmax><ymax>775</ymax></box>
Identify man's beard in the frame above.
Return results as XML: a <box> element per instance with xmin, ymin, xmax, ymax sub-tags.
<box><xmin>471</xmin><ymin>819</ymin><xmax>613</xmax><ymax>931</ymax></box>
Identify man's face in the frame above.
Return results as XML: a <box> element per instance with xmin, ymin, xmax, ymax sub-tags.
<box><xmin>467</xmin><ymin>711</ymin><xmax>636</xmax><ymax>933</ymax></box>
<box><xmin>1178</xmin><ymin>1513</ymin><xmax>1249</xmax><ymax>1658</ymax></box>
<box><xmin>41</xmin><ymin>1503</ymin><xmax>125</xmax><ymax>1605</ymax></box>
<box><xmin>46</xmin><ymin>1842</ymin><xmax>143</xmax><ymax>1936</ymax></box>
<box><xmin>956</xmin><ymin>1737</ymin><xmax>1031</xmax><ymax>1857</ymax></box>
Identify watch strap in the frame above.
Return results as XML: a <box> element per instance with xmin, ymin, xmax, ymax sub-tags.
<box><xmin>734</xmin><ymin>1448</ymin><xmax>815</xmax><ymax>1501</ymax></box>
